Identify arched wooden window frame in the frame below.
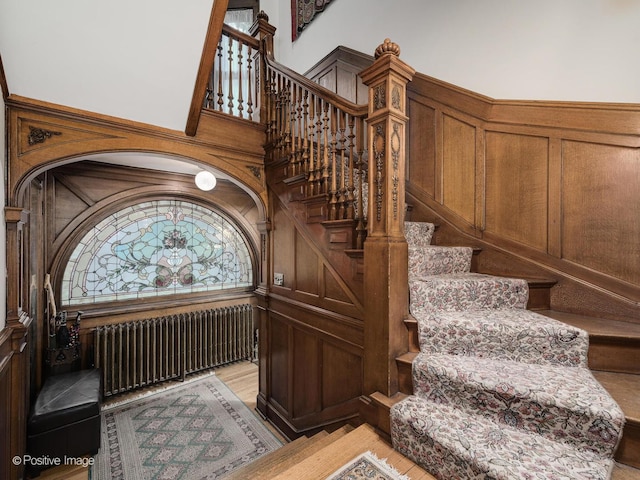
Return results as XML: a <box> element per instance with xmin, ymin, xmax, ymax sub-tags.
<box><xmin>53</xmin><ymin>195</ymin><xmax>258</xmax><ymax>312</ymax></box>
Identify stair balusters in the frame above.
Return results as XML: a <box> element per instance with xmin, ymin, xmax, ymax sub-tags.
<box><xmin>206</xmin><ymin>24</ymin><xmax>260</xmax><ymax>121</ymax></box>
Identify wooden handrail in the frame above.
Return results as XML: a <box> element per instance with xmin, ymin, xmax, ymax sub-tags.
<box><xmin>263</xmin><ymin>55</ymin><xmax>369</xmax><ymax>237</ymax></box>
<box><xmin>222</xmin><ymin>23</ymin><xmax>260</xmax><ymax>50</ymax></box>
<box><xmin>264</xmin><ymin>57</ymin><xmax>368</xmax><ymax>117</ymax></box>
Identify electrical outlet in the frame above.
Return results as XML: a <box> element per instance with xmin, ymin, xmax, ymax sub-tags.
<box><xmin>273</xmin><ymin>273</ymin><xmax>284</xmax><ymax>286</ymax></box>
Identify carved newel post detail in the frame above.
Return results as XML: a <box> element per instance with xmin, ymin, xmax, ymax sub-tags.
<box><xmin>360</xmin><ymin>39</ymin><xmax>415</xmax><ymax>396</ymax></box>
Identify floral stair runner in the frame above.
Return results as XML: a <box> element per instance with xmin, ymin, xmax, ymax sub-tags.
<box><xmin>390</xmin><ymin>222</ymin><xmax>626</xmax><ymax>479</ymax></box>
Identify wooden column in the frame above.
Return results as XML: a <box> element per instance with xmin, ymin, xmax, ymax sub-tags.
<box><xmin>254</xmin><ymin>219</ymin><xmax>272</xmax><ymax>419</ymax></box>
<box><xmin>360</xmin><ymin>40</ymin><xmax>415</xmax><ymax>396</ymax></box>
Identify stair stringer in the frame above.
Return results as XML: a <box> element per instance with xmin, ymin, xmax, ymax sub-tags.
<box><xmin>267</xmin><ymin>164</ymin><xmax>365</xmax><ymax>307</ymax></box>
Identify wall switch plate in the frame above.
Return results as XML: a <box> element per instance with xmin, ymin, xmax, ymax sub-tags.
<box><xmin>273</xmin><ymin>273</ymin><xmax>284</xmax><ymax>286</ymax></box>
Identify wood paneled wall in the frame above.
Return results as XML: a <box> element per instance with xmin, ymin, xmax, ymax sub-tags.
<box><xmin>256</xmin><ymin>197</ymin><xmax>364</xmax><ymax>438</ymax></box>
<box><xmin>406</xmin><ymin>73</ymin><xmax>640</xmax><ymax>322</ymax></box>
<box><xmin>305</xmin><ymin>46</ymin><xmax>373</xmax><ymax>105</ymax></box>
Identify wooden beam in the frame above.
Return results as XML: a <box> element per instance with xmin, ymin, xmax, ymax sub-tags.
<box><xmin>185</xmin><ymin>0</ymin><xmax>230</xmax><ymax>136</ymax></box>
<box><xmin>0</xmin><ymin>53</ymin><xmax>9</xmax><ymax>100</ymax></box>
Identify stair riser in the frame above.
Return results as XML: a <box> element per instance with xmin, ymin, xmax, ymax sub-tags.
<box><xmin>397</xmin><ymin>357</ymin><xmax>413</xmax><ymax>396</ymax></box>
<box><xmin>589</xmin><ymin>340</ymin><xmax>640</xmax><ymax>375</ymax></box>
<box><xmin>616</xmin><ymin>422</ymin><xmax>640</xmax><ymax>468</ymax></box>
<box><xmin>527</xmin><ymin>284</ymin><xmax>552</xmax><ymax>310</ymax></box>
<box><xmin>409</xmin><ymin>246</ymin><xmax>473</xmax><ymax>276</ymax></box>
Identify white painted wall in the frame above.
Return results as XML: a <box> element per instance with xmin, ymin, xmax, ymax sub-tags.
<box><xmin>1</xmin><ymin>94</ymin><xmax>6</xmax><ymax>330</ymax></box>
<box><xmin>263</xmin><ymin>0</ymin><xmax>640</xmax><ymax>103</ymax></box>
<box><xmin>0</xmin><ymin>0</ymin><xmax>214</xmax><ymax>131</ymax></box>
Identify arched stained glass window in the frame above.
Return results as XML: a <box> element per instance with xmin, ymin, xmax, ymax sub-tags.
<box><xmin>61</xmin><ymin>200</ymin><xmax>253</xmax><ymax>305</ymax></box>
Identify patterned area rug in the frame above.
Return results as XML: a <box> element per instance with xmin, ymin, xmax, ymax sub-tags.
<box><xmin>91</xmin><ymin>374</ymin><xmax>282</xmax><ymax>480</ymax></box>
<box><xmin>326</xmin><ymin>451</ymin><xmax>410</xmax><ymax>480</ymax></box>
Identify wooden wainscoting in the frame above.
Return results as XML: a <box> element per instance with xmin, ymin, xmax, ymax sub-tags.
<box><xmin>406</xmin><ymin>72</ymin><xmax>640</xmax><ymax>323</ymax></box>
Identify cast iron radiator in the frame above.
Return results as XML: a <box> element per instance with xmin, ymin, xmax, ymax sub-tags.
<box><xmin>94</xmin><ymin>304</ymin><xmax>254</xmax><ymax>397</ymax></box>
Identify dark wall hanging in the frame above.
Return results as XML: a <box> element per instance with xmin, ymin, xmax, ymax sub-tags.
<box><xmin>291</xmin><ymin>0</ymin><xmax>333</xmax><ymax>41</ymax></box>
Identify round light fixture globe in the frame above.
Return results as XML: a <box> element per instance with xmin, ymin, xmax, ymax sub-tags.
<box><xmin>195</xmin><ymin>170</ymin><xmax>217</xmax><ymax>191</ymax></box>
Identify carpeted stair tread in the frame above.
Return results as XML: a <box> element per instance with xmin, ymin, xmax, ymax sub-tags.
<box><xmin>412</xmin><ymin>353</ymin><xmax>625</xmax><ymax>457</ymax></box>
<box><xmin>409</xmin><ymin>273</ymin><xmax>529</xmax><ymax>314</ymax></box>
<box><xmin>409</xmin><ymin>245</ymin><xmax>473</xmax><ymax>276</ymax></box>
<box><xmin>414</xmin><ymin>308</ymin><xmax>589</xmax><ymax>367</ymax></box>
<box><xmin>404</xmin><ymin>221</ymin><xmax>436</xmax><ymax>248</ymax></box>
<box><xmin>391</xmin><ymin>395</ymin><xmax>615</xmax><ymax>480</ymax></box>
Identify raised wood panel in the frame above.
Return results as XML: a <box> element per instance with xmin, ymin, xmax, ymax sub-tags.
<box><xmin>295</xmin><ymin>230</ymin><xmax>319</xmax><ymax>295</ymax></box>
<box><xmin>304</xmin><ymin>46</ymin><xmax>373</xmax><ymax>105</ymax></box>
<box><xmin>323</xmin><ymin>265</ymin><xmax>352</xmax><ymax>304</ymax></box>
<box><xmin>321</xmin><ymin>341</ymin><xmax>362</xmax><ymax>407</ymax></box>
<box><xmin>561</xmin><ymin>141</ymin><xmax>640</xmax><ymax>286</ymax></box>
<box><xmin>407</xmin><ymin>98</ymin><xmax>436</xmax><ymax>197</ymax></box>
<box><xmin>292</xmin><ymin>329</ymin><xmax>319</xmax><ymax>418</ymax></box>
<box><xmin>269</xmin><ymin>316</ymin><xmax>290</xmax><ymax>411</ymax></box>
<box><xmin>485</xmin><ymin>132</ymin><xmax>549</xmax><ymax>251</ymax></box>
<box><xmin>403</xmin><ymin>72</ymin><xmax>640</xmax><ymax>314</ymax></box>
<box><xmin>264</xmin><ymin>298</ymin><xmax>363</xmax><ymax>435</ymax></box>
<box><xmin>272</xmin><ymin>206</ymin><xmax>295</xmax><ymax>291</ymax></box>
<box><xmin>442</xmin><ymin>114</ymin><xmax>476</xmax><ymax>224</ymax></box>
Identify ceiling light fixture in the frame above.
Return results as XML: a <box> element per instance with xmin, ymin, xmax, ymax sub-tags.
<box><xmin>195</xmin><ymin>170</ymin><xmax>217</xmax><ymax>191</ymax></box>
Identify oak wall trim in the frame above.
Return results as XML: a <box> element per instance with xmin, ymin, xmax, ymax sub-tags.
<box><xmin>5</xmin><ymin>95</ymin><xmax>267</xmax><ymax>207</ymax></box>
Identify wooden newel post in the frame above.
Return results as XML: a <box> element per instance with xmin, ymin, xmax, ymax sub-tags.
<box><xmin>360</xmin><ymin>39</ymin><xmax>415</xmax><ymax>396</ymax></box>
<box><xmin>250</xmin><ymin>11</ymin><xmax>276</xmax><ymax>125</ymax></box>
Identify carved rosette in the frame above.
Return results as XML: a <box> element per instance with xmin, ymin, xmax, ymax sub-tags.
<box><xmin>28</xmin><ymin>126</ymin><xmax>62</xmax><ymax>146</ymax></box>
<box><xmin>373</xmin><ymin>84</ymin><xmax>386</xmax><ymax>111</ymax></box>
<box><xmin>391</xmin><ymin>83</ymin><xmax>402</xmax><ymax>111</ymax></box>
<box><xmin>248</xmin><ymin>165</ymin><xmax>262</xmax><ymax>179</ymax></box>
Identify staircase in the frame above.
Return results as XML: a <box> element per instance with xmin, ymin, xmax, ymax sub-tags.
<box><xmin>390</xmin><ymin>222</ymin><xmax>638</xmax><ymax>479</ymax></box>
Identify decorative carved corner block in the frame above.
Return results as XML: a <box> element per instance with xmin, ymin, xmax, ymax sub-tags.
<box><xmin>27</xmin><ymin>126</ymin><xmax>62</xmax><ymax>146</ymax></box>
<box><xmin>247</xmin><ymin>165</ymin><xmax>262</xmax><ymax>179</ymax></box>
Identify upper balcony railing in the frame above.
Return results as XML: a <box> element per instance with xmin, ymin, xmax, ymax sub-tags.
<box><xmin>204</xmin><ymin>24</ymin><xmax>261</xmax><ymax>121</ymax></box>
